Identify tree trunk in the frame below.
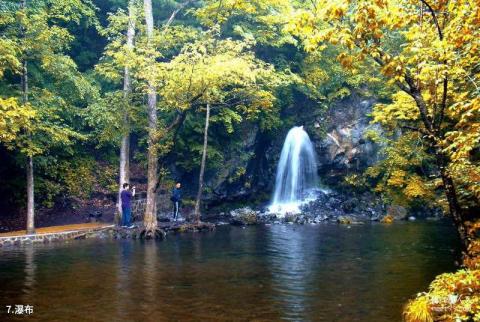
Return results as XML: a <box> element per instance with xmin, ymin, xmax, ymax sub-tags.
<box><xmin>143</xmin><ymin>0</ymin><xmax>158</xmax><ymax>231</ymax></box>
<box><xmin>435</xmin><ymin>150</ymin><xmax>470</xmax><ymax>250</ymax></box>
<box><xmin>194</xmin><ymin>103</ymin><xmax>210</xmax><ymax>222</ymax></box>
<box><xmin>117</xmin><ymin>0</ymin><xmax>135</xmax><ymax>224</ymax></box>
<box><xmin>404</xmin><ymin>75</ymin><xmax>469</xmax><ymax>251</ymax></box>
<box><xmin>20</xmin><ymin>0</ymin><xmax>34</xmax><ymax>234</ymax></box>
<box><xmin>26</xmin><ymin>155</ymin><xmax>35</xmax><ymax>234</ymax></box>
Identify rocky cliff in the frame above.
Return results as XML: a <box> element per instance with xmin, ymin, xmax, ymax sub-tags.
<box><xmin>197</xmin><ymin>92</ymin><xmax>383</xmax><ymax>207</ymax></box>
<box><xmin>308</xmin><ymin>93</ymin><xmax>382</xmax><ymax>186</ymax></box>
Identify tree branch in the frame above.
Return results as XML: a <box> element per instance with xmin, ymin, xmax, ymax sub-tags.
<box><xmin>419</xmin><ymin>0</ymin><xmax>443</xmax><ymax>40</ymax></box>
<box><xmin>162</xmin><ymin>0</ymin><xmax>196</xmax><ymax>33</ymax></box>
<box><xmin>165</xmin><ymin>110</ymin><xmax>187</xmax><ymax>132</ymax></box>
<box><xmin>369</xmin><ymin>49</ymin><xmax>434</xmax><ymax>133</ymax></box>
<box><xmin>401</xmin><ymin>125</ymin><xmax>430</xmax><ymax>136</ymax></box>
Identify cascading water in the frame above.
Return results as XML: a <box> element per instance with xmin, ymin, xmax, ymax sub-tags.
<box><xmin>269</xmin><ymin>126</ymin><xmax>319</xmax><ymax>215</ymax></box>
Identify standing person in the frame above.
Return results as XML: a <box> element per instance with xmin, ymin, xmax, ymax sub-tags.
<box><xmin>171</xmin><ymin>182</ymin><xmax>182</xmax><ymax>221</ymax></box>
<box><xmin>120</xmin><ymin>183</ymin><xmax>136</xmax><ymax>228</ymax></box>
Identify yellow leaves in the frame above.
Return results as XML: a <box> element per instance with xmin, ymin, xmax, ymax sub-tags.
<box><xmin>0</xmin><ymin>97</ymin><xmax>36</xmax><ymax>144</ymax></box>
<box><xmin>344</xmin><ymin>174</ymin><xmax>367</xmax><ymax>188</ymax></box>
<box><xmin>404</xmin><ymin>175</ymin><xmax>432</xmax><ymax>199</ymax></box>
<box><xmin>380</xmin><ymin>56</ymin><xmax>406</xmax><ymax>80</ymax></box>
<box><xmin>326</xmin><ymin>3</ymin><xmax>348</xmax><ymax>20</ymax></box>
<box><xmin>381</xmin><ymin>214</ymin><xmax>394</xmax><ymax>223</ymax></box>
<box><xmin>0</xmin><ymin>38</ymin><xmax>21</xmax><ymax>77</ymax></box>
<box><xmin>372</xmin><ymin>91</ymin><xmax>419</xmax><ymax>127</ymax></box>
<box><xmin>337</xmin><ymin>52</ymin><xmax>353</xmax><ymax>69</ymax></box>
<box><xmin>403</xmin><ymin>296</ymin><xmax>434</xmax><ymax>322</ymax></box>
<box><xmin>405</xmin><ymin>269</ymin><xmax>480</xmax><ymax>322</ymax></box>
<box><xmin>158</xmin><ymin>36</ymin><xmax>279</xmax><ymax>114</ymax></box>
<box><xmin>195</xmin><ymin>0</ymin><xmax>291</xmax><ymax>33</ymax></box>
<box><xmin>387</xmin><ymin>169</ymin><xmax>406</xmax><ymax>187</ymax></box>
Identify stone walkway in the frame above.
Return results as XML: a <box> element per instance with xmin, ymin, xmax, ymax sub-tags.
<box><xmin>0</xmin><ymin>222</ymin><xmax>112</xmax><ymax>237</ymax></box>
<box><xmin>0</xmin><ymin>223</ymin><xmax>114</xmax><ymax>247</ymax></box>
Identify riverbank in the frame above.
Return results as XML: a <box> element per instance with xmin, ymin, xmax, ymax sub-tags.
<box><xmin>0</xmin><ymin>220</ymin><xmax>216</xmax><ymax>247</ymax></box>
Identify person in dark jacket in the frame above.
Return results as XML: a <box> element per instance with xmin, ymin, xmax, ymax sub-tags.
<box><xmin>171</xmin><ymin>182</ymin><xmax>182</xmax><ymax>221</ymax></box>
<box><xmin>120</xmin><ymin>183</ymin><xmax>135</xmax><ymax>228</ymax></box>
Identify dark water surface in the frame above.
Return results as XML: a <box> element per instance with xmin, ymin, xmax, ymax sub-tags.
<box><xmin>0</xmin><ymin>222</ymin><xmax>460</xmax><ymax>321</ymax></box>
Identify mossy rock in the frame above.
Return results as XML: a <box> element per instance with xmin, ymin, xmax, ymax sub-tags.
<box><xmin>230</xmin><ymin>207</ymin><xmax>258</xmax><ymax>225</ymax></box>
<box><xmin>239</xmin><ymin>212</ymin><xmax>258</xmax><ymax>225</ymax></box>
<box><xmin>386</xmin><ymin>205</ymin><xmax>407</xmax><ymax>220</ymax></box>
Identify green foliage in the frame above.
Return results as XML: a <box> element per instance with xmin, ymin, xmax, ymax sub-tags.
<box><xmin>361</xmin><ymin>132</ymin><xmax>438</xmax><ymax>209</ymax></box>
<box><xmin>0</xmin><ymin>0</ymin><xmax>97</xmax><ymax>157</ymax></box>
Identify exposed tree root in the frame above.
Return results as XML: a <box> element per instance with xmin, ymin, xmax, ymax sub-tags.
<box><xmin>140</xmin><ymin>227</ymin><xmax>165</xmax><ymax>240</ymax></box>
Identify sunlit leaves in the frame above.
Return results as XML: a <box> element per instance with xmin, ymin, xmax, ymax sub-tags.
<box><xmin>372</xmin><ymin>91</ymin><xmax>419</xmax><ymax>129</ymax></box>
<box><xmin>0</xmin><ymin>97</ymin><xmax>35</xmax><ymax>144</ymax></box>
<box><xmin>404</xmin><ymin>269</ymin><xmax>480</xmax><ymax>322</ymax></box>
<box><xmin>286</xmin><ymin>0</ymin><xmax>480</xmax><ymax>215</ymax></box>
<box><xmin>159</xmin><ymin>34</ymin><xmax>281</xmax><ymax>115</ymax></box>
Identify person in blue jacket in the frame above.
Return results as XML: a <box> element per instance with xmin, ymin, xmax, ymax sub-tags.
<box><xmin>171</xmin><ymin>182</ymin><xmax>182</xmax><ymax>221</ymax></box>
<box><xmin>120</xmin><ymin>183</ymin><xmax>135</xmax><ymax>228</ymax></box>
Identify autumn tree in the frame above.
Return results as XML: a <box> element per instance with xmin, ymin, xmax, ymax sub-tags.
<box><xmin>287</xmin><ymin>0</ymin><xmax>480</xmax><ymax>250</ymax></box>
<box><xmin>90</xmin><ymin>0</ymin><xmax>141</xmax><ymax>224</ymax></box>
<box><xmin>0</xmin><ymin>0</ymin><xmax>96</xmax><ymax>233</ymax></box>
<box><xmin>159</xmin><ymin>33</ymin><xmax>282</xmax><ymax>221</ymax></box>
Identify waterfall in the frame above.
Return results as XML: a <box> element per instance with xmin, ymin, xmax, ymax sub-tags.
<box><xmin>269</xmin><ymin>126</ymin><xmax>319</xmax><ymax>214</ymax></box>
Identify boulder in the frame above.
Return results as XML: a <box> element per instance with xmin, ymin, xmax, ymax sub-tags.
<box><xmin>230</xmin><ymin>207</ymin><xmax>258</xmax><ymax>225</ymax></box>
<box><xmin>387</xmin><ymin>205</ymin><xmax>408</xmax><ymax>220</ymax></box>
<box><xmin>337</xmin><ymin>216</ymin><xmax>353</xmax><ymax>224</ymax></box>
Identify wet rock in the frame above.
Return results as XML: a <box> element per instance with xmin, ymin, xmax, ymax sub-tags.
<box><xmin>387</xmin><ymin>205</ymin><xmax>408</xmax><ymax>220</ymax></box>
<box><xmin>337</xmin><ymin>216</ymin><xmax>353</xmax><ymax>224</ymax></box>
<box><xmin>314</xmin><ymin>215</ymin><xmax>328</xmax><ymax>223</ymax></box>
<box><xmin>258</xmin><ymin>213</ymin><xmax>278</xmax><ymax>223</ymax></box>
<box><xmin>113</xmin><ymin>226</ymin><xmax>145</xmax><ymax>239</ymax></box>
<box><xmin>172</xmin><ymin>222</ymin><xmax>215</xmax><ymax>233</ymax></box>
<box><xmin>283</xmin><ymin>213</ymin><xmax>299</xmax><ymax>223</ymax></box>
<box><xmin>342</xmin><ymin>198</ymin><xmax>357</xmax><ymax>213</ymax></box>
<box><xmin>230</xmin><ymin>207</ymin><xmax>258</xmax><ymax>225</ymax></box>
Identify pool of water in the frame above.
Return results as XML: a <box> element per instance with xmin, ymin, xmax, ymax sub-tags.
<box><xmin>0</xmin><ymin>221</ymin><xmax>460</xmax><ymax>321</ymax></box>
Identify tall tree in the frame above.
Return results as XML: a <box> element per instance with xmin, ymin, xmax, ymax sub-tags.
<box><xmin>143</xmin><ymin>0</ymin><xmax>159</xmax><ymax>233</ymax></box>
<box><xmin>194</xmin><ymin>103</ymin><xmax>210</xmax><ymax>222</ymax></box>
<box><xmin>117</xmin><ymin>0</ymin><xmax>136</xmax><ymax>222</ymax></box>
<box><xmin>19</xmin><ymin>0</ymin><xmax>35</xmax><ymax>234</ymax></box>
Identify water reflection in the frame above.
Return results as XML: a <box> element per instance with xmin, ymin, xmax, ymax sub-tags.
<box><xmin>23</xmin><ymin>246</ymin><xmax>36</xmax><ymax>295</ymax></box>
<box><xmin>266</xmin><ymin>225</ymin><xmax>312</xmax><ymax>319</ymax></box>
<box><xmin>0</xmin><ymin>222</ymin><xmax>460</xmax><ymax>322</ymax></box>
<box><xmin>115</xmin><ymin>240</ymin><xmax>133</xmax><ymax>321</ymax></box>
